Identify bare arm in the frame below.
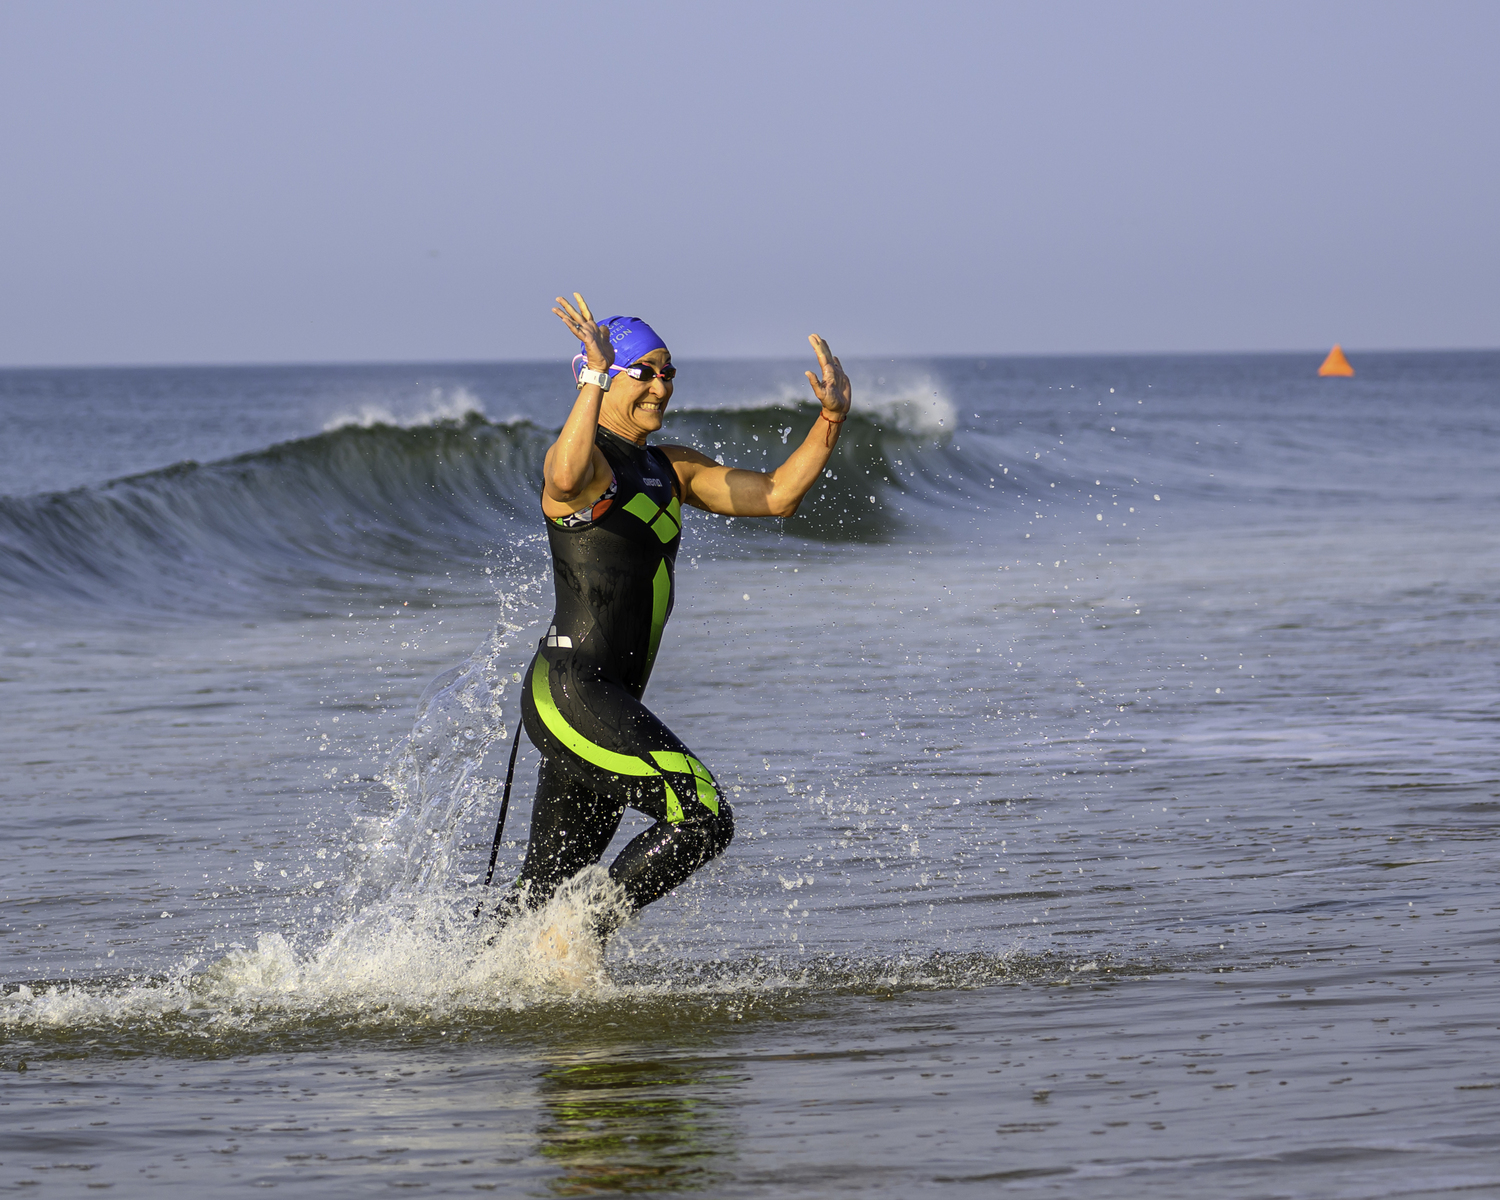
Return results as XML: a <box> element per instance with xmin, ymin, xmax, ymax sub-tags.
<box><xmin>543</xmin><ymin>293</ymin><xmax>614</xmax><ymax>514</ymax></box>
<box><xmin>664</xmin><ymin>334</ymin><xmax>852</xmax><ymax>519</ymax></box>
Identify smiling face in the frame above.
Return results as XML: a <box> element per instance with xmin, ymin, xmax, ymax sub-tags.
<box><xmin>598</xmin><ymin>346</ymin><xmax>674</xmax><ymax>444</ymax></box>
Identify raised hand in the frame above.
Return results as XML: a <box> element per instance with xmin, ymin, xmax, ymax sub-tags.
<box><xmin>552</xmin><ymin>293</ymin><xmax>614</xmax><ymax>372</ymax></box>
<box><xmin>804</xmin><ymin>334</ymin><xmax>852</xmax><ymax>415</ymax></box>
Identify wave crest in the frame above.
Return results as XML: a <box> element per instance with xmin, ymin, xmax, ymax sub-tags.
<box><xmin>323</xmin><ymin>386</ymin><xmax>487</xmax><ymax>432</ymax></box>
<box><xmin>673</xmin><ymin>373</ymin><xmax>955</xmax><ymax>436</ymax></box>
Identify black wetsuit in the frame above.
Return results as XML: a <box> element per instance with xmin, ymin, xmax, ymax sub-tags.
<box><xmin>510</xmin><ymin>426</ymin><xmax>734</xmax><ymax>925</ymax></box>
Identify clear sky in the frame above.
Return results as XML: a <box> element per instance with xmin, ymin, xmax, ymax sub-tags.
<box><xmin>2</xmin><ymin>0</ymin><xmax>1496</xmax><ymax>366</ymax></box>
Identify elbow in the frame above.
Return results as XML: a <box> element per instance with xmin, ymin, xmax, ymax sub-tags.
<box><xmin>761</xmin><ymin>473</ymin><xmax>807</xmax><ymax>518</ymax></box>
<box><xmin>550</xmin><ymin>461</ymin><xmax>588</xmax><ymax>498</ymax></box>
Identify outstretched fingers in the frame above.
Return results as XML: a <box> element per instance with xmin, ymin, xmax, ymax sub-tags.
<box><xmin>806</xmin><ymin>334</ymin><xmax>833</xmax><ymax>396</ymax></box>
<box><xmin>806</xmin><ymin>334</ymin><xmax>851</xmax><ymax>413</ymax></box>
<box><xmin>552</xmin><ymin>302</ymin><xmax>583</xmax><ymax>337</ymax></box>
<box><xmin>808</xmin><ymin>333</ymin><xmax>834</xmax><ymax>375</ymax></box>
<box><xmin>552</xmin><ymin>292</ymin><xmax>598</xmax><ymax>338</ymax></box>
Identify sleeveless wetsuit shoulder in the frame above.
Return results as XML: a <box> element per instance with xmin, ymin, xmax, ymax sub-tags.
<box><xmin>541</xmin><ymin>426</ymin><xmax>682</xmax><ymax>696</ymax></box>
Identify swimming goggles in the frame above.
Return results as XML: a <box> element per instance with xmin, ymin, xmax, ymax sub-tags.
<box><xmin>615</xmin><ymin>362</ymin><xmax>676</xmax><ymax>382</ymax></box>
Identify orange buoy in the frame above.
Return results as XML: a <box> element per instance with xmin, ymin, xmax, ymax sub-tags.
<box><xmin>1318</xmin><ymin>345</ymin><xmax>1354</xmax><ymax>376</ymax></box>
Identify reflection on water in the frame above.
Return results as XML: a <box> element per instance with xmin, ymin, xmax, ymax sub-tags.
<box><xmin>536</xmin><ymin>1055</ymin><xmax>739</xmax><ymax>1195</ymax></box>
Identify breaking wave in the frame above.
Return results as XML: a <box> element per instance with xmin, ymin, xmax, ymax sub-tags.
<box><xmin>0</xmin><ymin>393</ymin><xmax>1018</xmax><ymax>616</ymax></box>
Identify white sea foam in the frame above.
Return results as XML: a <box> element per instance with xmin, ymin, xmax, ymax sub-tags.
<box><xmin>206</xmin><ymin>869</ymin><xmax>627</xmax><ymax>1012</ymax></box>
<box><xmin>323</xmin><ymin>386</ymin><xmax>486</xmax><ymax>432</ymax></box>
<box><xmin>849</xmin><ymin>374</ymin><xmax>956</xmax><ymax>435</ymax></box>
<box><xmin>1</xmin><ymin>869</ymin><xmax>1021</xmax><ymax>1032</ymax></box>
<box><xmin>673</xmin><ymin>374</ymin><xmax>956</xmax><ymax>437</ymax></box>
<box><xmin>0</xmin><ymin>872</ymin><xmax>632</xmax><ymax>1032</ymax></box>
<box><xmin>0</xmin><ymin>894</ymin><xmax>1030</xmax><ymax>1033</ymax></box>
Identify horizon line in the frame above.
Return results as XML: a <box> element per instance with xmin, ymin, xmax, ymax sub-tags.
<box><xmin>3</xmin><ymin>345</ymin><xmax>1497</xmax><ymax>373</ymax></box>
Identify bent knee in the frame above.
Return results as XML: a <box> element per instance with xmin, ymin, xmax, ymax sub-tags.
<box><xmin>681</xmin><ymin>801</ymin><xmax>733</xmax><ymax>859</ymax></box>
<box><xmin>714</xmin><ymin>804</ymin><xmax>738</xmax><ymax>852</ymax></box>
<box><xmin>705</xmin><ymin>801</ymin><xmax>734</xmax><ymax>856</ymax></box>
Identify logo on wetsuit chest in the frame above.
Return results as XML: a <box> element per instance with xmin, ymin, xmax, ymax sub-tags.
<box><xmin>643</xmin><ymin>477</ymin><xmax>663</xmax><ymax>486</ymax></box>
<box><xmin>623</xmin><ymin>486</ymin><xmax>682</xmax><ymax>544</ymax></box>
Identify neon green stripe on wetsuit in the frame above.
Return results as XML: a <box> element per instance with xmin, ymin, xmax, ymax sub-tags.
<box><xmin>529</xmin><ymin>656</ymin><xmax>654</xmax><ymax>778</ymax></box>
<box><xmin>528</xmin><ymin>655</ymin><xmax>693</xmax><ymax>824</ymax></box>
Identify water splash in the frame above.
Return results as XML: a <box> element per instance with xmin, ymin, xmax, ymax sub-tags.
<box><xmin>337</xmin><ymin>628</ymin><xmax>513</xmax><ymax>914</ymax></box>
<box><xmin>212</xmin><ymin>866</ymin><xmax>630</xmax><ymax>1012</ymax></box>
<box><xmin>0</xmin><ymin>869</ymin><xmax>634</xmax><ymax>1034</ymax></box>
<box><xmin>0</xmin><ymin>928</ymin><xmax>1126</xmax><ymax>1044</ymax></box>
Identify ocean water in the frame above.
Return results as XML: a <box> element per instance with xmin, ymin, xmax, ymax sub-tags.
<box><xmin>2</xmin><ymin>352</ymin><xmax>1498</xmax><ymax>1197</ymax></box>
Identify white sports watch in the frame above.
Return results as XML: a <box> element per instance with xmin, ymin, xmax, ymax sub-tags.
<box><xmin>578</xmin><ymin>366</ymin><xmax>611</xmax><ymax>391</ymax></box>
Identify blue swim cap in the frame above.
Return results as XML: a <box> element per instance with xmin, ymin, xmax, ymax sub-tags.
<box><xmin>575</xmin><ymin>316</ymin><xmax>668</xmax><ymax>379</ymax></box>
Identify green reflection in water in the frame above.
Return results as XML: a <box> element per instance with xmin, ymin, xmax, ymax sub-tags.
<box><xmin>535</xmin><ymin>1055</ymin><xmax>739</xmax><ymax>1196</ymax></box>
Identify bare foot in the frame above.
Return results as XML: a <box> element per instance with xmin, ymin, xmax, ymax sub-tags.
<box><xmin>532</xmin><ymin>922</ymin><xmax>602</xmax><ymax>988</ymax></box>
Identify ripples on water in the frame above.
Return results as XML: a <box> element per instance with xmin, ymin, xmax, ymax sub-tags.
<box><xmin>2</xmin><ymin>353</ymin><xmax>1498</xmax><ymax>1196</ymax></box>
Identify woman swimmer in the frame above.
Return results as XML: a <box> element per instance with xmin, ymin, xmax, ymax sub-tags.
<box><xmin>497</xmin><ymin>292</ymin><xmax>852</xmax><ymax>938</ymax></box>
